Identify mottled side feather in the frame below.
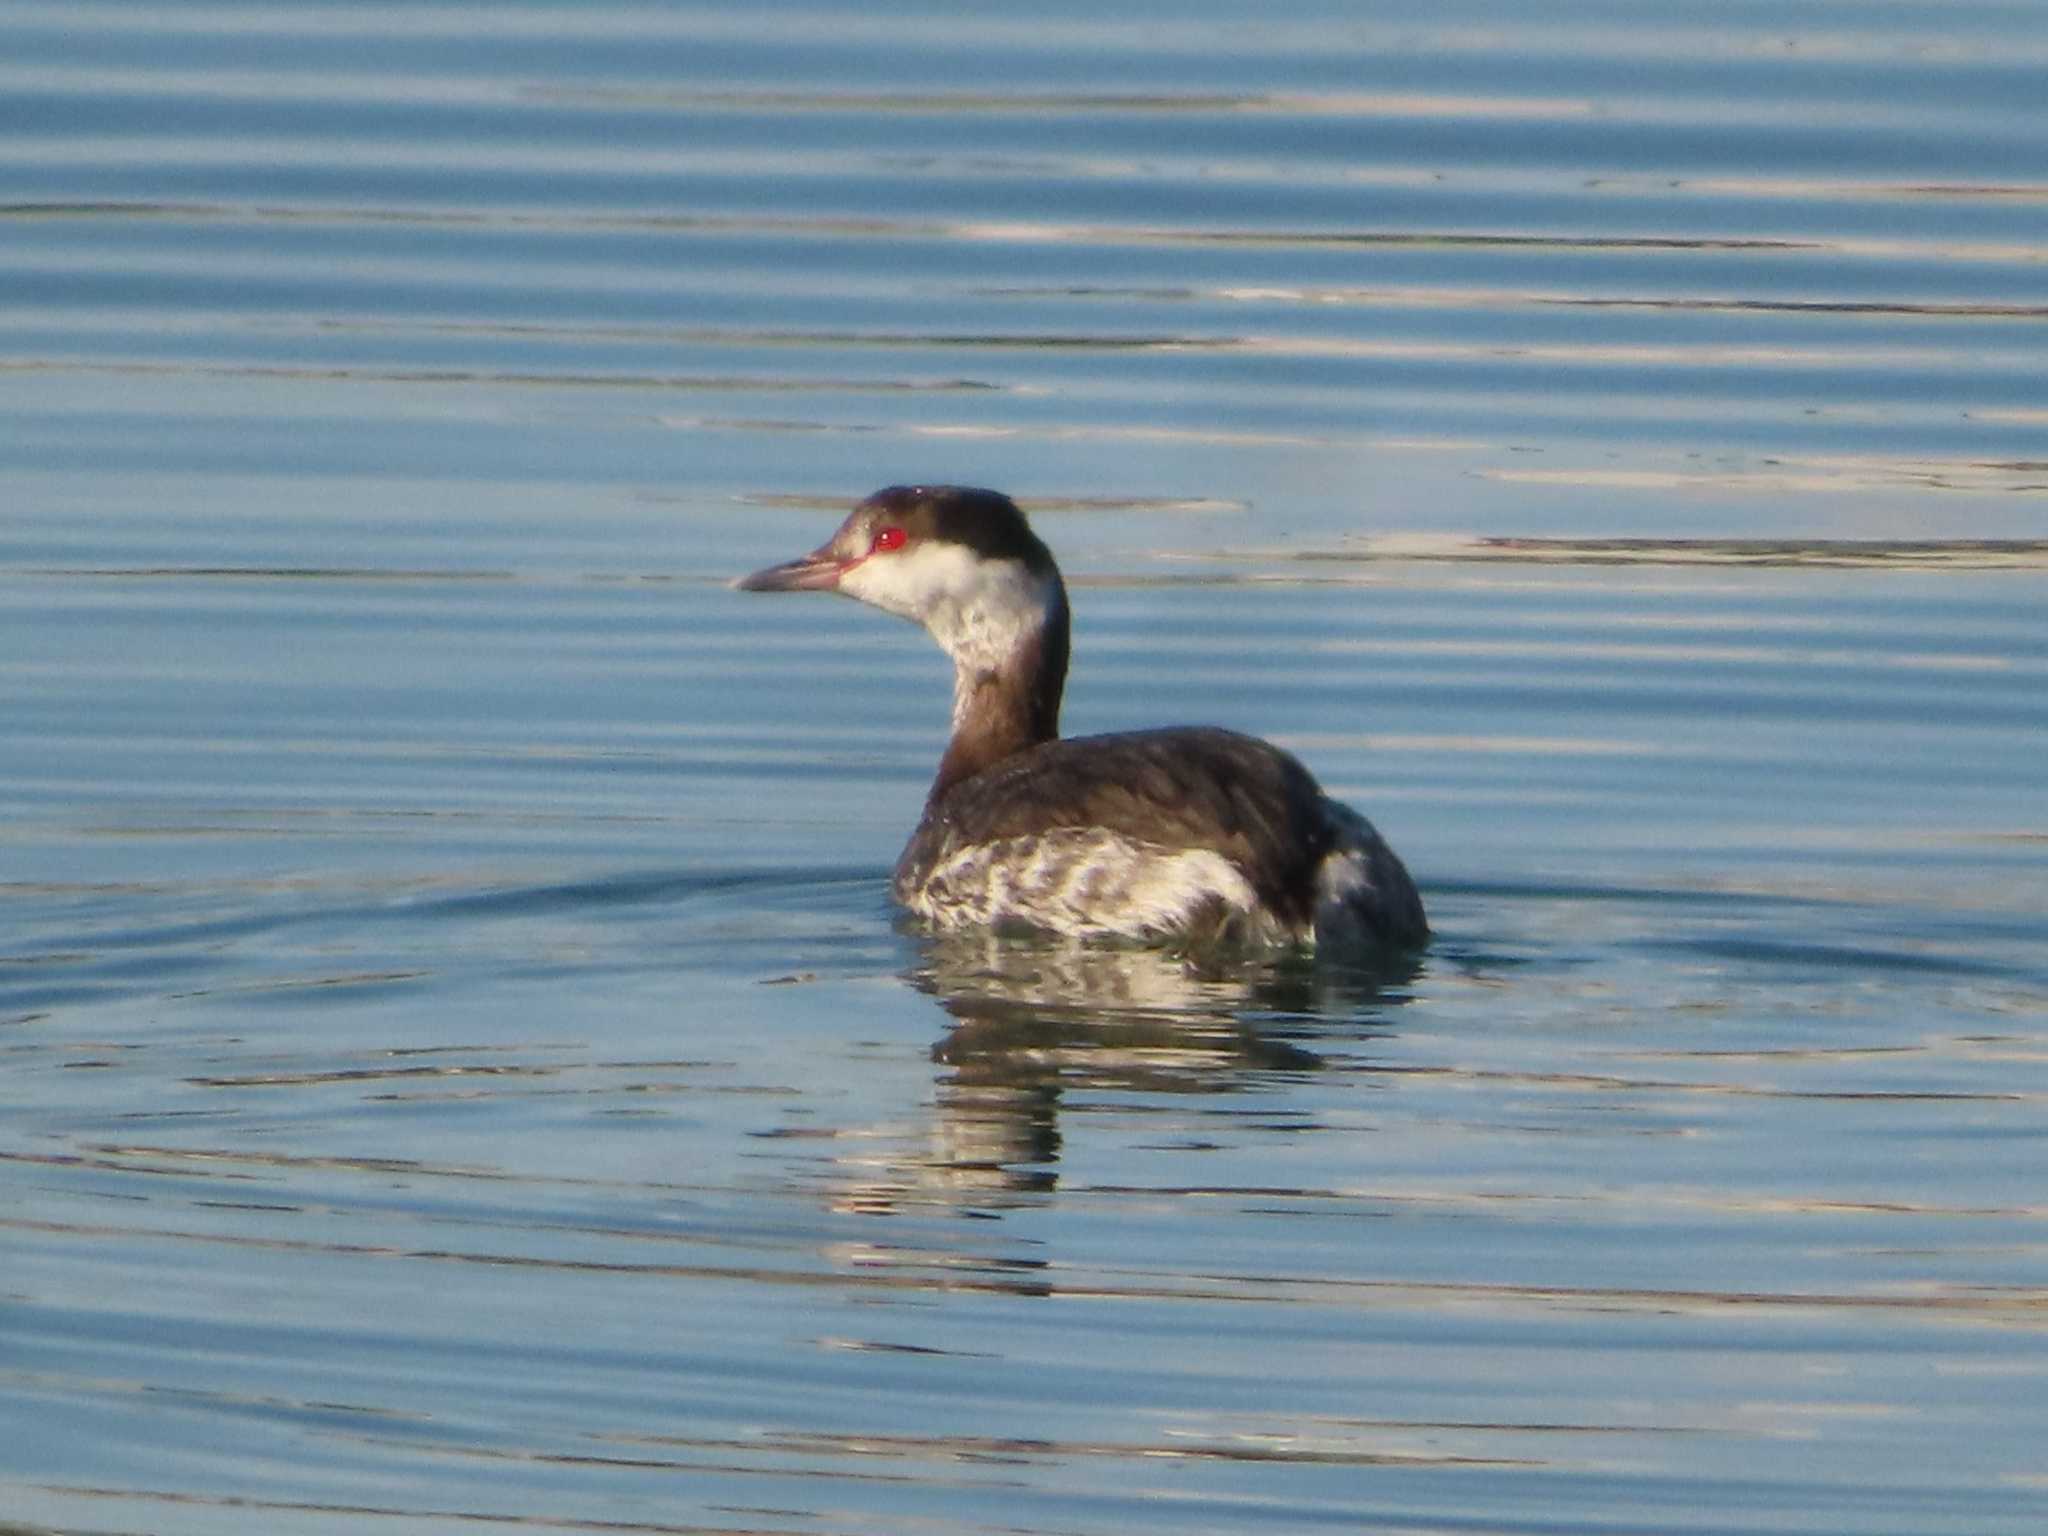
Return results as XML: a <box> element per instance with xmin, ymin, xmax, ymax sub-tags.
<box><xmin>898</xmin><ymin>726</ymin><xmax>1343</xmax><ymax>933</ymax></box>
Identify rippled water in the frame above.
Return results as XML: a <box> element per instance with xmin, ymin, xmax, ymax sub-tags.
<box><xmin>5</xmin><ymin>4</ymin><xmax>2047</xmax><ymax>1534</ymax></box>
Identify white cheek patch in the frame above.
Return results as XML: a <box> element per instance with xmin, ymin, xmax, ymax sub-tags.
<box><xmin>838</xmin><ymin>541</ymin><xmax>975</xmax><ymax>622</ymax></box>
<box><xmin>840</xmin><ymin>545</ymin><xmax>1057</xmax><ymax>674</ymax></box>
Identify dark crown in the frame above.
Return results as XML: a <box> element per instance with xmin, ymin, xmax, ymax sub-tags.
<box><xmin>857</xmin><ymin>485</ymin><xmax>1058</xmax><ymax>573</ymax></box>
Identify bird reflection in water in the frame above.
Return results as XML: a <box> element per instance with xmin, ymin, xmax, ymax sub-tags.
<box><xmin>898</xmin><ymin>930</ymin><xmax>1422</xmax><ymax>1201</ymax></box>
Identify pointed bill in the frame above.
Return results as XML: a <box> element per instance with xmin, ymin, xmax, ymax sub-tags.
<box><xmin>735</xmin><ymin>542</ymin><xmax>848</xmax><ymax>592</ymax></box>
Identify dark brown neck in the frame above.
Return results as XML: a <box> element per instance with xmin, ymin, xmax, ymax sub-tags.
<box><xmin>929</xmin><ymin>588</ymin><xmax>1070</xmax><ymax>803</ymax></box>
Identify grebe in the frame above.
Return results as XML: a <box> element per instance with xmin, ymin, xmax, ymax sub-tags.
<box><xmin>738</xmin><ymin>485</ymin><xmax>1427</xmax><ymax>951</ymax></box>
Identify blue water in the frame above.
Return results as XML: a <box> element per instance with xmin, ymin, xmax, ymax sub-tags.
<box><xmin>4</xmin><ymin>4</ymin><xmax>2047</xmax><ymax>1533</ymax></box>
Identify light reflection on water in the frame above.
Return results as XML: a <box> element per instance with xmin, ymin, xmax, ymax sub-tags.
<box><xmin>5</xmin><ymin>0</ymin><xmax>2048</xmax><ymax>1532</ymax></box>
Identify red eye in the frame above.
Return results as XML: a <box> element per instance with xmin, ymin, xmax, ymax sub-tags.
<box><xmin>871</xmin><ymin>526</ymin><xmax>907</xmax><ymax>554</ymax></box>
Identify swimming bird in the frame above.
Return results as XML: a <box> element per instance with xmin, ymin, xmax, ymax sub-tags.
<box><xmin>738</xmin><ymin>485</ymin><xmax>1427</xmax><ymax>951</ymax></box>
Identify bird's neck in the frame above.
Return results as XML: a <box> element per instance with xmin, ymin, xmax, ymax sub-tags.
<box><xmin>930</xmin><ymin>580</ymin><xmax>1069</xmax><ymax>803</ymax></box>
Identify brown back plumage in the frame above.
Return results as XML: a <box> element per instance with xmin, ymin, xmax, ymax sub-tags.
<box><xmin>901</xmin><ymin>726</ymin><xmax>1341</xmax><ymax>932</ymax></box>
